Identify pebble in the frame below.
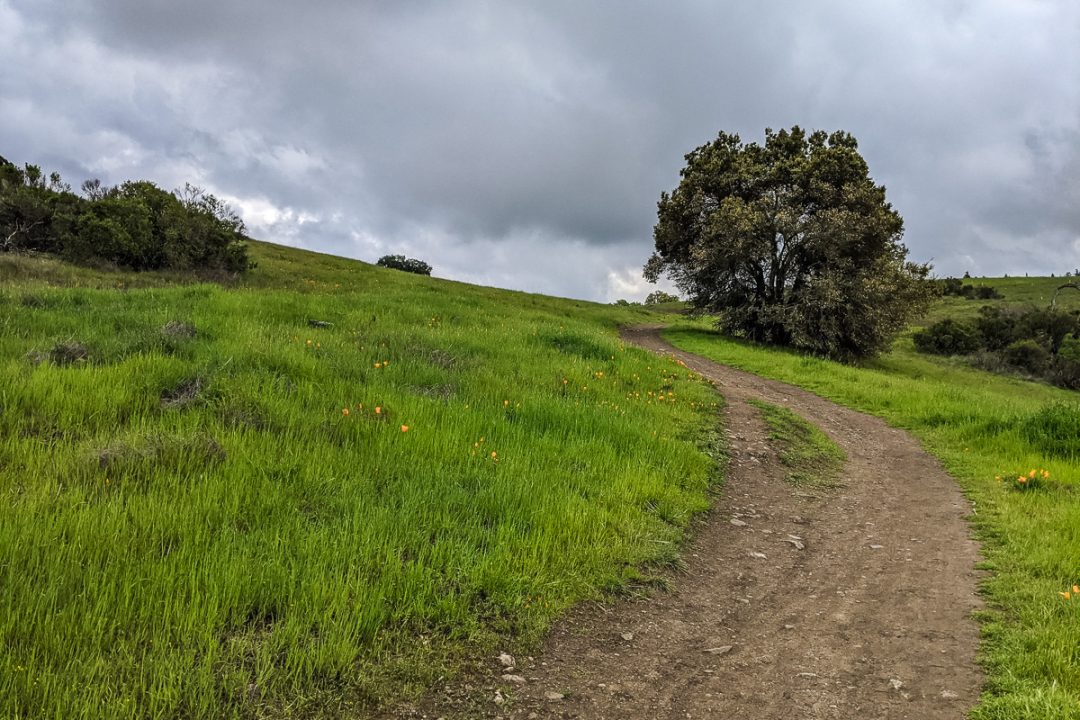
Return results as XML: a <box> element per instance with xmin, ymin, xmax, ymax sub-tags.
<box><xmin>498</xmin><ymin>652</ymin><xmax>515</xmax><ymax>668</ymax></box>
<box><xmin>501</xmin><ymin>674</ymin><xmax>526</xmax><ymax>684</ymax></box>
<box><xmin>730</xmin><ymin>518</ymin><xmax>747</xmax><ymax>527</ymax></box>
<box><xmin>621</xmin><ymin>632</ymin><xmax>634</xmax><ymax>641</ymax></box>
<box><xmin>703</xmin><ymin>645</ymin><xmax>733</xmax><ymax>655</ymax></box>
<box><xmin>544</xmin><ymin>691</ymin><xmax>565</xmax><ymax>701</ymax></box>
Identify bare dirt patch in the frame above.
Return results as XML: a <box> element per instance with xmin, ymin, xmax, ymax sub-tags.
<box><xmin>395</xmin><ymin>326</ymin><xmax>982</xmax><ymax>719</ymax></box>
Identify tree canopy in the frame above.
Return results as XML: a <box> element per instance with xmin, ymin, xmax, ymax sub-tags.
<box><xmin>644</xmin><ymin>290</ymin><xmax>680</xmax><ymax>305</ymax></box>
<box><xmin>644</xmin><ymin>127</ymin><xmax>933</xmax><ymax>359</ymax></box>
<box><xmin>0</xmin><ymin>156</ymin><xmax>250</xmax><ymax>274</ymax></box>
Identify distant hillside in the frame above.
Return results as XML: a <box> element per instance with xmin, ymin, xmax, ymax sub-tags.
<box><xmin>922</xmin><ymin>274</ymin><xmax>1080</xmax><ymax>324</ymax></box>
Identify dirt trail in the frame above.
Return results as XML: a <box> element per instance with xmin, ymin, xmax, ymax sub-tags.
<box><xmin>404</xmin><ymin>326</ymin><xmax>983</xmax><ymax>719</ymax></box>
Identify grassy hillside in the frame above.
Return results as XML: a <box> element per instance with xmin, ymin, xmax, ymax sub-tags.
<box><xmin>923</xmin><ymin>275</ymin><xmax>1080</xmax><ymax>325</ymax></box>
<box><xmin>666</xmin><ymin>278</ymin><xmax>1080</xmax><ymax>719</ymax></box>
<box><xmin>0</xmin><ymin>242</ymin><xmax>721</xmax><ymax>719</ymax></box>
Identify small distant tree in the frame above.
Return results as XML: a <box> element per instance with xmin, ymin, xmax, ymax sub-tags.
<box><xmin>645</xmin><ymin>126</ymin><xmax>934</xmax><ymax>359</ymax></box>
<box><xmin>376</xmin><ymin>254</ymin><xmax>432</xmax><ymax>276</ymax></box>
<box><xmin>644</xmin><ymin>290</ymin><xmax>679</xmax><ymax>305</ymax></box>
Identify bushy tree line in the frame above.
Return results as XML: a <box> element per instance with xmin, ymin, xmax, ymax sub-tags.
<box><xmin>376</xmin><ymin>254</ymin><xmax>432</xmax><ymax>275</ymax></box>
<box><xmin>0</xmin><ymin>156</ymin><xmax>250</xmax><ymax>274</ymax></box>
<box><xmin>938</xmin><ymin>277</ymin><xmax>1002</xmax><ymax>300</ymax></box>
<box><xmin>914</xmin><ymin>305</ymin><xmax>1080</xmax><ymax>389</ymax></box>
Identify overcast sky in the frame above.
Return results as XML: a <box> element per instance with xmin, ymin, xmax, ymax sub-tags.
<box><xmin>3</xmin><ymin>1</ymin><xmax>1079</xmax><ymax>300</ymax></box>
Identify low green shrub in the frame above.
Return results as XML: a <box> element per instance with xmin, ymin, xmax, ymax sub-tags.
<box><xmin>916</xmin><ymin>305</ymin><xmax>1080</xmax><ymax>389</ymax></box>
<box><xmin>912</xmin><ymin>318</ymin><xmax>981</xmax><ymax>355</ymax></box>
<box><xmin>1004</xmin><ymin>339</ymin><xmax>1051</xmax><ymax>374</ymax></box>
<box><xmin>375</xmin><ymin>254</ymin><xmax>432</xmax><ymax>275</ymax></box>
<box><xmin>1</xmin><ymin>158</ymin><xmax>251</xmax><ymax>274</ymax></box>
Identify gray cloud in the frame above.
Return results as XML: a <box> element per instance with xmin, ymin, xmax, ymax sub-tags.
<box><xmin>3</xmin><ymin>0</ymin><xmax>1079</xmax><ymax>299</ymax></box>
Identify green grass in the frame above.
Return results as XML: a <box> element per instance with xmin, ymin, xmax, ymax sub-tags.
<box><xmin>663</xmin><ymin>319</ymin><xmax>1080</xmax><ymax>719</ymax></box>
<box><xmin>10</xmin><ymin>243</ymin><xmax>1080</xmax><ymax>718</ymax></box>
<box><xmin>0</xmin><ymin>242</ymin><xmax>723</xmax><ymax>719</ymax></box>
<box><xmin>748</xmin><ymin>399</ymin><xmax>845</xmax><ymax>489</ymax></box>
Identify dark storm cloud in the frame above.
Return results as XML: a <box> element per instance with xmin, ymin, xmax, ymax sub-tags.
<box><xmin>3</xmin><ymin>1</ymin><xmax>1079</xmax><ymax>298</ymax></box>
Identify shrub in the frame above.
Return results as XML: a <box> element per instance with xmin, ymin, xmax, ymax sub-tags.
<box><xmin>939</xmin><ymin>278</ymin><xmax>1001</xmax><ymax>300</ymax></box>
<box><xmin>375</xmin><ymin>255</ymin><xmax>432</xmax><ymax>276</ymax></box>
<box><xmin>1059</xmin><ymin>336</ymin><xmax>1080</xmax><ymax>363</ymax></box>
<box><xmin>1</xmin><ymin>159</ymin><xmax>251</xmax><ymax>274</ymax></box>
<box><xmin>940</xmin><ymin>278</ymin><xmax>964</xmax><ymax>296</ymax></box>
<box><xmin>973</xmin><ymin>285</ymin><xmax>1003</xmax><ymax>300</ymax></box>
<box><xmin>917</xmin><ymin>305</ymin><xmax>1080</xmax><ymax>390</ymax></box>
<box><xmin>912</xmin><ymin>318</ymin><xmax>981</xmax><ymax>355</ymax></box>
<box><xmin>1048</xmin><ymin>337</ymin><xmax>1080</xmax><ymax>389</ymax></box>
<box><xmin>1003</xmin><ymin>339</ymin><xmax>1050</xmax><ymax>374</ymax></box>
<box><xmin>1018</xmin><ymin>307</ymin><xmax>1079</xmax><ymax>354</ymax></box>
<box><xmin>974</xmin><ymin>306</ymin><xmax>1022</xmax><ymax>351</ymax></box>
<box><xmin>1047</xmin><ymin>356</ymin><xmax>1080</xmax><ymax>391</ymax></box>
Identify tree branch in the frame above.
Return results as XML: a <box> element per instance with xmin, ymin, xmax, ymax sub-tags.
<box><xmin>1</xmin><ymin>219</ymin><xmax>44</xmax><ymax>252</ymax></box>
<box><xmin>1050</xmin><ymin>282</ymin><xmax>1080</xmax><ymax>309</ymax></box>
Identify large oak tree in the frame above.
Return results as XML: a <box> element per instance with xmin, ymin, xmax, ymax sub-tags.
<box><xmin>645</xmin><ymin>127</ymin><xmax>933</xmax><ymax>359</ymax></box>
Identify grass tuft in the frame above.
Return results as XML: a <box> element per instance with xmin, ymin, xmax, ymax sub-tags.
<box><xmin>748</xmin><ymin>398</ymin><xmax>846</xmax><ymax>488</ymax></box>
<box><xmin>1018</xmin><ymin>402</ymin><xmax>1080</xmax><ymax>459</ymax></box>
